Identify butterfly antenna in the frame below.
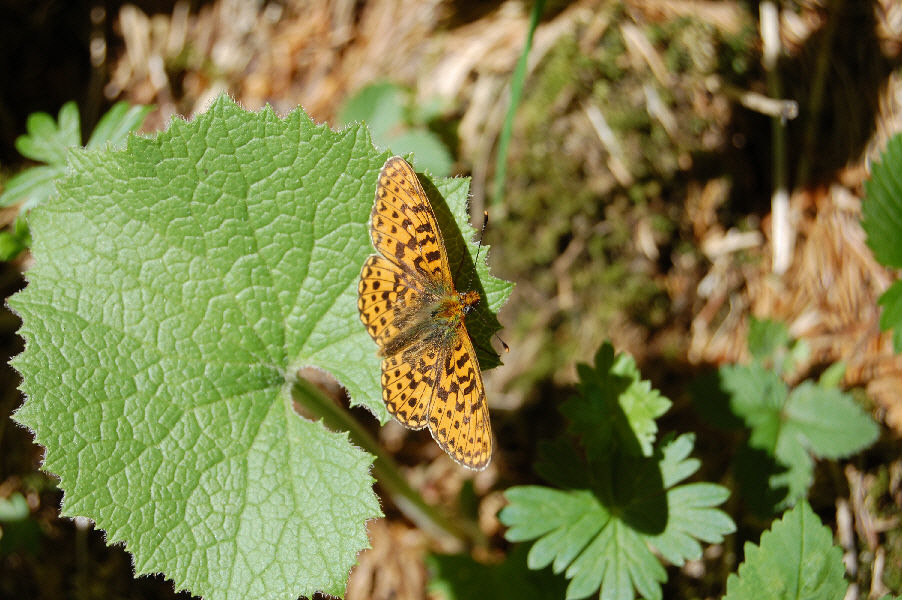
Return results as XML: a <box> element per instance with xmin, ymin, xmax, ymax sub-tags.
<box><xmin>495</xmin><ymin>333</ymin><xmax>510</xmax><ymax>353</ymax></box>
<box><xmin>473</xmin><ymin>333</ymin><xmax>509</xmax><ymax>360</ymax></box>
<box><xmin>453</xmin><ymin>210</ymin><xmax>490</xmax><ymax>286</ymax></box>
<box><xmin>473</xmin><ymin>210</ymin><xmax>489</xmax><ymax>265</ymax></box>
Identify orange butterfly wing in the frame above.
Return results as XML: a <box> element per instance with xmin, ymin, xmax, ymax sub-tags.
<box><xmin>430</xmin><ymin>329</ymin><xmax>492</xmax><ymax>469</ymax></box>
<box><xmin>368</xmin><ymin>156</ymin><xmax>452</xmax><ymax>285</ymax></box>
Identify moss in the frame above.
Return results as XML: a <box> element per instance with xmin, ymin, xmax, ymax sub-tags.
<box><xmin>494</xmin><ymin>6</ymin><xmax>758</xmax><ymax>385</ymax></box>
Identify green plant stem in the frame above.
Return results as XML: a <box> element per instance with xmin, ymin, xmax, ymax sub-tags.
<box><xmin>291</xmin><ymin>378</ymin><xmax>484</xmax><ymax>548</ymax></box>
<box><xmin>492</xmin><ymin>0</ymin><xmax>546</xmax><ymax>205</ymax></box>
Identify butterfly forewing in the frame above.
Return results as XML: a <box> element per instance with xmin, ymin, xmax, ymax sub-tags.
<box><xmin>370</xmin><ymin>156</ymin><xmax>452</xmax><ymax>284</ymax></box>
<box><xmin>359</xmin><ymin>155</ymin><xmax>494</xmax><ymax>471</ymax></box>
<box><xmin>358</xmin><ymin>255</ymin><xmax>426</xmax><ymax>348</ymax></box>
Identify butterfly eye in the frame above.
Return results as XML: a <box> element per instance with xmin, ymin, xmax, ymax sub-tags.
<box><xmin>459</xmin><ymin>290</ymin><xmax>480</xmax><ymax>312</ymax></box>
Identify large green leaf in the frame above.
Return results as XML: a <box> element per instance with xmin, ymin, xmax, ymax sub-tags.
<box><xmin>11</xmin><ymin>95</ymin><xmax>511</xmax><ymax>599</ymax></box>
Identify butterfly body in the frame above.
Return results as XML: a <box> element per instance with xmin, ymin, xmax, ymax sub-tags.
<box><xmin>434</xmin><ymin>289</ymin><xmax>479</xmax><ymax>325</ymax></box>
<box><xmin>358</xmin><ymin>156</ymin><xmax>493</xmax><ymax>470</ymax></box>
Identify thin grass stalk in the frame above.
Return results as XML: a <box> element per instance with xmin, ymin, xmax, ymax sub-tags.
<box><xmin>491</xmin><ymin>0</ymin><xmax>546</xmax><ymax>206</ymax></box>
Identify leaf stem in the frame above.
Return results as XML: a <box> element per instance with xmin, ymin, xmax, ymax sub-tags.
<box><xmin>291</xmin><ymin>378</ymin><xmax>484</xmax><ymax>549</ymax></box>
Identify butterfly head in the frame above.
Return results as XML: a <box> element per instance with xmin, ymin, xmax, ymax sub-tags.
<box><xmin>435</xmin><ymin>289</ymin><xmax>481</xmax><ymax>323</ymax></box>
<box><xmin>459</xmin><ymin>290</ymin><xmax>480</xmax><ymax>315</ymax></box>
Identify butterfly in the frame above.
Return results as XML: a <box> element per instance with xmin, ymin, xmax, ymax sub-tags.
<box><xmin>358</xmin><ymin>156</ymin><xmax>493</xmax><ymax>470</ymax></box>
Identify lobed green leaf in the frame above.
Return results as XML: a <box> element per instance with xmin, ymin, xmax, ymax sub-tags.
<box><xmin>783</xmin><ymin>382</ymin><xmax>879</xmax><ymax>459</ymax></box>
<box><xmin>747</xmin><ymin>317</ymin><xmax>789</xmax><ymax>363</ymax></box>
<box><xmin>501</xmin><ymin>434</ymin><xmax>733</xmax><ymax>600</ymax></box>
<box><xmin>86</xmin><ymin>101</ymin><xmax>154</xmax><ymax>149</ymax></box>
<box><xmin>15</xmin><ymin>101</ymin><xmax>81</xmax><ymax>165</ymax></box>
<box><xmin>2</xmin><ymin>100</ymin><xmax>151</xmax><ymax>211</ymax></box>
<box><xmin>339</xmin><ymin>82</ymin><xmax>452</xmax><ymax>176</ymax></box>
<box><xmin>563</xmin><ymin>342</ymin><xmax>671</xmax><ymax>459</ymax></box>
<box><xmin>11</xmin><ymin>95</ymin><xmax>511</xmax><ymax>599</ymax></box>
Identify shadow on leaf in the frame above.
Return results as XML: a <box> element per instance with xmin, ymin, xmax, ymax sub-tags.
<box><xmin>419</xmin><ymin>174</ymin><xmax>506</xmax><ymax>370</ymax></box>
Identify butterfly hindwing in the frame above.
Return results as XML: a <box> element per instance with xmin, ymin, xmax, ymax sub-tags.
<box><xmin>429</xmin><ymin>329</ymin><xmax>492</xmax><ymax>470</ymax></box>
<box><xmin>380</xmin><ymin>340</ymin><xmax>441</xmax><ymax>430</ymax></box>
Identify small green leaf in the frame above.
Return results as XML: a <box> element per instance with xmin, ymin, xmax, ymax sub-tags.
<box><xmin>388</xmin><ymin>129</ymin><xmax>453</xmax><ymax>177</ymax></box>
<box><xmin>0</xmin><ymin>165</ymin><xmax>66</xmax><ymax>209</ymax></box>
<box><xmin>339</xmin><ymin>81</ymin><xmax>406</xmax><ymax>141</ymax></box>
<box><xmin>427</xmin><ymin>544</ymin><xmax>568</xmax><ymax>600</ymax></box>
<box><xmin>11</xmin><ymin>95</ymin><xmax>511</xmax><ymax>600</ymax></box>
<box><xmin>818</xmin><ymin>361</ymin><xmax>846</xmax><ymax>388</ymax></box>
<box><xmin>15</xmin><ymin>102</ymin><xmax>81</xmax><ymax>165</ymax></box>
<box><xmin>719</xmin><ymin>364</ymin><xmax>787</xmax><ymax>437</ymax></box>
<box><xmin>724</xmin><ymin>501</ymin><xmax>847</xmax><ymax>600</ymax></box>
<box><xmin>411</xmin><ymin>96</ymin><xmax>446</xmax><ymax>125</ymax></box>
<box><xmin>339</xmin><ymin>82</ymin><xmax>453</xmax><ymax>176</ymax></box>
<box><xmin>716</xmin><ymin>366</ymin><xmax>801</xmax><ymax>514</ymax></box>
<box><xmin>0</xmin><ymin>493</ymin><xmax>41</xmax><ymax>556</ymax></box>
<box><xmin>783</xmin><ymin>382</ymin><xmax>879</xmax><ymax>459</ymax></box>
<box><xmin>767</xmin><ymin>434</ymin><xmax>815</xmax><ymax>513</ymax></box>
<box><xmin>86</xmin><ymin>101</ymin><xmax>153</xmax><ymax>149</ymax></box>
<box><xmin>863</xmin><ymin>133</ymin><xmax>902</xmax><ymax>268</ymax></box>
<box><xmin>0</xmin><ymin>493</ymin><xmax>29</xmax><ymax>521</ymax></box>
<box><xmin>0</xmin><ymin>216</ymin><xmax>31</xmax><ymax>260</ymax></box>
<box><xmin>501</xmin><ymin>434</ymin><xmax>733</xmax><ymax>600</ymax></box>
<box><xmin>747</xmin><ymin>317</ymin><xmax>789</xmax><ymax>363</ymax></box>
<box><xmin>2</xmin><ymin>101</ymin><xmax>150</xmax><ymax>212</ymax></box>
<box><xmin>782</xmin><ymin>337</ymin><xmax>810</xmax><ymax>377</ymax></box>
<box><xmin>0</xmin><ymin>232</ymin><xmax>25</xmax><ymax>261</ymax></box>
<box><xmin>746</xmin><ymin>317</ymin><xmax>808</xmax><ymax>375</ymax></box>
<box><xmin>878</xmin><ymin>280</ymin><xmax>902</xmax><ymax>353</ymax></box>
<box><xmin>562</xmin><ymin>342</ymin><xmax>671</xmax><ymax>458</ymax></box>
<box><xmin>718</xmin><ymin>364</ymin><xmax>878</xmax><ymax>513</ymax></box>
